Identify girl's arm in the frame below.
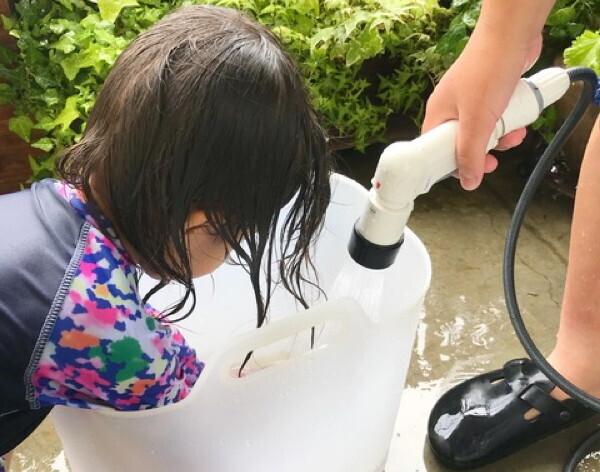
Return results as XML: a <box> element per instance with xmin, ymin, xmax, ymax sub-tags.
<box><xmin>422</xmin><ymin>0</ymin><xmax>557</xmax><ymax>190</ymax></box>
<box><xmin>33</xmin><ymin>303</ymin><xmax>204</xmax><ymax>411</ymax></box>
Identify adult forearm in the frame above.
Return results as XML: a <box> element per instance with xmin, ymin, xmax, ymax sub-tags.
<box><xmin>473</xmin><ymin>0</ymin><xmax>556</xmax><ymax>45</ymax></box>
<box><xmin>466</xmin><ymin>0</ymin><xmax>556</xmax><ymax>71</ymax></box>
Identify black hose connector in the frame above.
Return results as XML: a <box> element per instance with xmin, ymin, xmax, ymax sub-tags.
<box><xmin>348</xmin><ymin>224</ymin><xmax>403</xmax><ymax>270</ymax></box>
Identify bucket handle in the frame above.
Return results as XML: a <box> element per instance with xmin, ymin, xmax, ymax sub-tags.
<box><xmin>202</xmin><ymin>297</ymin><xmax>369</xmax><ymax>384</ymax></box>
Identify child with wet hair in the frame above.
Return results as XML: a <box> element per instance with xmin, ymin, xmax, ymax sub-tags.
<box><xmin>0</xmin><ymin>5</ymin><xmax>332</xmax><ymax>468</ymax></box>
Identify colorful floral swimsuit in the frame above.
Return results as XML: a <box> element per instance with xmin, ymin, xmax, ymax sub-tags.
<box><xmin>0</xmin><ymin>179</ymin><xmax>204</xmax><ymax>465</ymax></box>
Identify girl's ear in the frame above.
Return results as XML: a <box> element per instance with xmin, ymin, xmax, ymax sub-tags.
<box><xmin>185</xmin><ymin>209</ymin><xmax>208</xmax><ymax>231</ymax></box>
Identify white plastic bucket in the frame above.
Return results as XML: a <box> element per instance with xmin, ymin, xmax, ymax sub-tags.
<box><xmin>51</xmin><ymin>174</ymin><xmax>431</xmax><ymax>472</ymax></box>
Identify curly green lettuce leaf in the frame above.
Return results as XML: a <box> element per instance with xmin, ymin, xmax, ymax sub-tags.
<box><xmin>9</xmin><ymin>115</ymin><xmax>34</xmax><ymax>142</ymax></box>
<box><xmin>96</xmin><ymin>0</ymin><xmax>139</xmax><ymax>23</ymax></box>
<box><xmin>564</xmin><ymin>30</ymin><xmax>600</xmax><ymax>74</ymax></box>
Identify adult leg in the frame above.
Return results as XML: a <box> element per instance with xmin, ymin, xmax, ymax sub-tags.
<box><xmin>428</xmin><ymin>117</ymin><xmax>600</xmax><ymax>470</ymax></box>
<box><xmin>547</xmin><ymin>116</ymin><xmax>600</xmax><ymax>401</ymax></box>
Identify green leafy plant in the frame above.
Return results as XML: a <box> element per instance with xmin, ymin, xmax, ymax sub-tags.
<box><xmin>530</xmin><ymin>0</ymin><xmax>598</xmax><ymax>143</ymax></box>
<box><xmin>428</xmin><ymin>0</ymin><xmax>480</xmax><ymax>70</ymax></box>
<box><xmin>0</xmin><ymin>0</ymin><xmax>174</xmax><ymax>180</ymax></box>
<box><xmin>1</xmin><ymin>0</ymin><xmax>454</xmax><ymax>181</ymax></box>
<box><xmin>0</xmin><ymin>0</ymin><xmax>595</xmax><ymax>183</ymax></box>
<box><xmin>210</xmin><ymin>0</ymin><xmax>451</xmax><ymax>147</ymax></box>
<box><xmin>564</xmin><ymin>29</ymin><xmax>600</xmax><ymax>74</ymax></box>
<box><xmin>544</xmin><ymin>0</ymin><xmax>599</xmax><ymax>64</ymax></box>
<box><xmin>532</xmin><ymin>24</ymin><xmax>600</xmax><ymax>144</ymax></box>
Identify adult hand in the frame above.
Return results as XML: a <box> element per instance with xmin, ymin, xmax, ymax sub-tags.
<box><xmin>422</xmin><ymin>0</ymin><xmax>555</xmax><ymax>190</ymax></box>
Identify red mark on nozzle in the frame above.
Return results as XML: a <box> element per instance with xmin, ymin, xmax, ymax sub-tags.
<box><xmin>375</xmin><ymin>180</ymin><xmax>381</xmax><ymax>189</ymax></box>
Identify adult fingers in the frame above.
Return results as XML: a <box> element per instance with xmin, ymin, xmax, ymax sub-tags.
<box><xmin>455</xmin><ymin>108</ymin><xmax>499</xmax><ymax>190</ymax></box>
<box><xmin>450</xmin><ymin>153</ymin><xmax>497</xmax><ymax>179</ymax></box>
<box><xmin>483</xmin><ymin>154</ymin><xmax>499</xmax><ymax>173</ymax></box>
<box><xmin>494</xmin><ymin>127</ymin><xmax>527</xmax><ymax>151</ymax></box>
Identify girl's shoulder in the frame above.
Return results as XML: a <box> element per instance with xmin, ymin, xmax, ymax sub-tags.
<box><xmin>1</xmin><ymin>179</ymin><xmax>202</xmax><ymax>413</ymax></box>
<box><xmin>0</xmin><ymin>179</ymin><xmax>91</xmax><ymax>415</ymax></box>
<box><xmin>32</xmin><ymin>222</ymin><xmax>202</xmax><ymax>410</ymax></box>
<box><xmin>28</xmin><ymin>181</ymin><xmax>202</xmax><ymax>411</ymax></box>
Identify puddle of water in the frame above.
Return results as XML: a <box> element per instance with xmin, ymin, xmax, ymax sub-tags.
<box><xmin>13</xmin><ymin>450</ymin><xmax>69</xmax><ymax>472</ymax></box>
<box><xmin>389</xmin><ymin>291</ymin><xmax>574</xmax><ymax>471</ymax></box>
<box><xmin>11</xmin><ymin>419</ymin><xmax>69</xmax><ymax>472</ymax></box>
<box><xmin>428</xmin><ymin>297</ymin><xmax>509</xmax><ymax>368</ymax></box>
<box><xmin>577</xmin><ymin>451</ymin><xmax>600</xmax><ymax>471</ymax></box>
<box><xmin>384</xmin><ymin>297</ymin><xmax>513</xmax><ymax>471</ymax></box>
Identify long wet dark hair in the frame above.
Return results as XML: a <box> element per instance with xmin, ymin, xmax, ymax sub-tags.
<box><xmin>57</xmin><ymin>5</ymin><xmax>332</xmax><ymax>328</ymax></box>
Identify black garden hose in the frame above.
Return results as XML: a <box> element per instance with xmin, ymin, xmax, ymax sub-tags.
<box><xmin>502</xmin><ymin>67</ymin><xmax>599</xmax><ymax>472</ymax></box>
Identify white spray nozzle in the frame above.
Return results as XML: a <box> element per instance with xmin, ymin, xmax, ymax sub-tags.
<box><xmin>350</xmin><ymin>68</ymin><xmax>570</xmax><ymax>268</ymax></box>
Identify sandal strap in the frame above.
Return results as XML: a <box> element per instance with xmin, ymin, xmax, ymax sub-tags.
<box><xmin>520</xmin><ymin>384</ymin><xmax>574</xmax><ymax>423</ymax></box>
<box><xmin>504</xmin><ymin>358</ymin><xmax>554</xmax><ymax>391</ymax></box>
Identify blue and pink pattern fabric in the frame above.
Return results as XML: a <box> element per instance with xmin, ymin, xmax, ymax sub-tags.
<box><xmin>28</xmin><ymin>182</ymin><xmax>204</xmax><ymax>411</ymax></box>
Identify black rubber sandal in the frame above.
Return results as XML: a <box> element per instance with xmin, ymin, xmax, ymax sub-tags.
<box><xmin>427</xmin><ymin>358</ymin><xmax>596</xmax><ymax>470</ymax></box>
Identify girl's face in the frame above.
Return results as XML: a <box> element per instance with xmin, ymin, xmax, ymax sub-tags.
<box><xmin>185</xmin><ymin>211</ymin><xmax>231</xmax><ymax>279</ymax></box>
<box><xmin>128</xmin><ymin>211</ymin><xmax>229</xmax><ymax>281</ymax></box>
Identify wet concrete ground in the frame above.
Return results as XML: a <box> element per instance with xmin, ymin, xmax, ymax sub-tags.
<box><xmin>11</xmin><ymin>150</ymin><xmax>600</xmax><ymax>471</ymax></box>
